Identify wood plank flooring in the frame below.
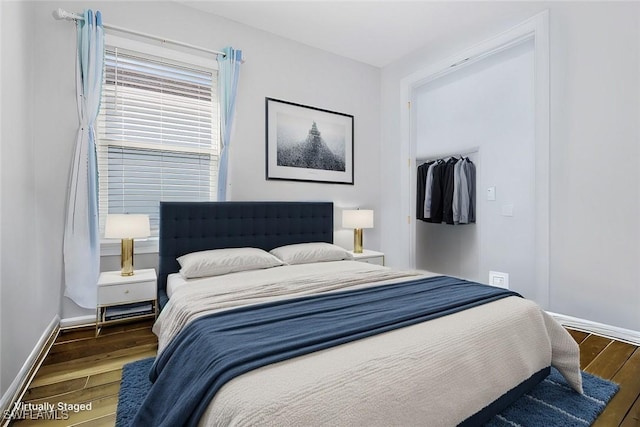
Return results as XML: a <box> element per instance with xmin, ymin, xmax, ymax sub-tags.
<box><xmin>567</xmin><ymin>329</ymin><xmax>640</xmax><ymax>426</ymax></box>
<box><xmin>7</xmin><ymin>320</ymin><xmax>156</xmax><ymax>427</ymax></box>
<box><xmin>6</xmin><ymin>322</ymin><xmax>640</xmax><ymax>426</ymax></box>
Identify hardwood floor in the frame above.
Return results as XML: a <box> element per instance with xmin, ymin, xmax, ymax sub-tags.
<box><xmin>7</xmin><ymin>320</ymin><xmax>156</xmax><ymax>427</ymax></box>
<box><xmin>567</xmin><ymin>329</ymin><xmax>640</xmax><ymax>426</ymax></box>
<box><xmin>5</xmin><ymin>322</ymin><xmax>640</xmax><ymax>426</ymax></box>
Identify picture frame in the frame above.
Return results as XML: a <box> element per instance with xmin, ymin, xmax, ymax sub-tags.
<box><xmin>265</xmin><ymin>98</ymin><xmax>354</xmax><ymax>185</ymax></box>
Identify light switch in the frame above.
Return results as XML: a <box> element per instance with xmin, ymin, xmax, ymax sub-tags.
<box><xmin>487</xmin><ymin>186</ymin><xmax>496</xmax><ymax>201</ymax></box>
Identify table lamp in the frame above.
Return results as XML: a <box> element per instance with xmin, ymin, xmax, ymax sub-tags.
<box><xmin>104</xmin><ymin>214</ymin><xmax>150</xmax><ymax>276</ymax></box>
<box><xmin>342</xmin><ymin>209</ymin><xmax>374</xmax><ymax>253</ymax></box>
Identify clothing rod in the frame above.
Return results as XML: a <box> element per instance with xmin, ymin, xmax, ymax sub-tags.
<box><xmin>53</xmin><ymin>8</ymin><xmax>226</xmax><ymax>57</ymax></box>
<box><xmin>416</xmin><ymin>147</ymin><xmax>480</xmax><ymax>163</ymax></box>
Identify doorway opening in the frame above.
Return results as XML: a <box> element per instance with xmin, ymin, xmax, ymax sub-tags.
<box><xmin>399</xmin><ymin>11</ymin><xmax>550</xmax><ymax>307</ymax></box>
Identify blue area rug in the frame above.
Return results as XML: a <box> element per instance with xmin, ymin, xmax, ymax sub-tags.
<box><xmin>116</xmin><ymin>358</ymin><xmax>618</xmax><ymax>426</ymax></box>
<box><xmin>485</xmin><ymin>368</ymin><xmax>618</xmax><ymax>427</ymax></box>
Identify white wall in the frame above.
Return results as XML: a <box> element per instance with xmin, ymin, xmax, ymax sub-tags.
<box><xmin>548</xmin><ymin>3</ymin><xmax>639</xmax><ymax>330</ymax></box>
<box><xmin>415</xmin><ymin>40</ymin><xmax>536</xmax><ymax>298</ymax></box>
<box><xmin>0</xmin><ymin>1</ymin><xmax>60</xmax><ymax>393</ymax></box>
<box><xmin>21</xmin><ymin>2</ymin><xmax>381</xmax><ymax>322</ymax></box>
<box><xmin>381</xmin><ymin>2</ymin><xmax>640</xmax><ymax>331</ymax></box>
<box><xmin>0</xmin><ymin>0</ymin><xmax>4</xmax><ymax>393</ymax></box>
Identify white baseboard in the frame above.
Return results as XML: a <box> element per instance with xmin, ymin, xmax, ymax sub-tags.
<box><xmin>548</xmin><ymin>311</ymin><xmax>640</xmax><ymax>346</ymax></box>
<box><xmin>60</xmin><ymin>315</ymin><xmax>96</xmax><ymax>329</ymax></box>
<box><xmin>0</xmin><ymin>315</ymin><xmax>60</xmax><ymax>424</ymax></box>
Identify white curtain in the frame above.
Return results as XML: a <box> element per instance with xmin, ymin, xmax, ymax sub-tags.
<box><xmin>63</xmin><ymin>10</ymin><xmax>104</xmax><ymax>309</ymax></box>
<box><xmin>216</xmin><ymin>47</ymin><xmax>243</xmax><ymax>201</ymax></box>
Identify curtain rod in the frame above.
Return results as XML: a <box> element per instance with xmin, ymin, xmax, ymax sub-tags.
<box><xmin>417</xmin><ymin>147</ymin><xmax>480</xmax><ymax>163</ymax></box>
<box><xmin>53</xmin><ymin>8</ymin><xmax>226</xmax><ymax>57</ymax></box>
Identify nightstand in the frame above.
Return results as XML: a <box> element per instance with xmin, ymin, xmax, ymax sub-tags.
<box><xmin>349</xmin><ymin>250</ymin><xmax>385</xmax><ymax>266</ymax></box>
<box><xmin>96</xmin><ymin>268</ymin><xmax>157</xmax><ymax>336</ymax></box>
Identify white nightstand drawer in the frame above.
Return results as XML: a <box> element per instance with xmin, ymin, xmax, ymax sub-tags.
<box><xmin>349</xmin><ymin>250</ymin><xmax>385</xmax><ymax>266</ymax></box>
<box><xmin>357</xmin><ymin>257</ymin><xmax>384</xmax><ymax>266</ymax></box>
<box><xmin>98</xmin><ymin>280</ymin><xmax>155</xmax><ymax>306</ymax></box>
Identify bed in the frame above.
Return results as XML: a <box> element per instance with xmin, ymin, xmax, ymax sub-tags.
<box><xmin>139</xmin><ymin>201</ymin><xmax>582</xmax><ymax>427</ymax></box>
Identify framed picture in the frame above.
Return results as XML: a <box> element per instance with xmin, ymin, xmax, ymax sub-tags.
<box><xmin>266</xmin><ymin>98</ymin><xmax>354</xmax><ymax>185</ymax></box>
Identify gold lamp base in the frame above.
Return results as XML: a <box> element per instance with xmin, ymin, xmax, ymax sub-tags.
<box><xmin>120</xmin><ymin>238</ymin><xmax>135</xmax><ymax>276</ymax></box>
<box><xmin>353</xmin><ymin>228</ymin><xmax>363</xmax><ymax>254</ymax></box>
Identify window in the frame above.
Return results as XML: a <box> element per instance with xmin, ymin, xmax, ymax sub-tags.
<box><xmin>97</xmin><ymin>42</ymin><xmax>219</xmax><ymax>240</ymax></box>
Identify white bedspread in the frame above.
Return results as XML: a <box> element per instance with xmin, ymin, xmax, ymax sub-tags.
<box><xmin>153</xmin><ymin>261</ymin><xmax>582</xmax><ymax>427</ymax></box>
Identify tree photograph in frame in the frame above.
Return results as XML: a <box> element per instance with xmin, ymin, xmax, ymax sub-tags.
<box><xmin>266</xmin><ymin>98</ymin><xmax>354</xmax><ymax>184</ymax></box>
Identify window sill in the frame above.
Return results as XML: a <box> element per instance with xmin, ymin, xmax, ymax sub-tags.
<box><xmin>101</xmin><ymin>238</ymin><xmax>159</xmax><ymax>256</ymax></box>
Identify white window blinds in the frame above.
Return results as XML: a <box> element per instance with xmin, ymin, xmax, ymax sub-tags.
<box><xmin>97</xmin><ymin>46</ymin><xmax>219</xmax><ymax>237</ymax></box>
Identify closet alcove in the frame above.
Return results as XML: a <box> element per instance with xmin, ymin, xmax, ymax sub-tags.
<box><xmin>412</xmin><ymin>38</ymin><xmax>536</xmax><ymax>298</ymax></box>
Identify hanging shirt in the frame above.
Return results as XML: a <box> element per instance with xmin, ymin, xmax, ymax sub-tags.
<box><xmin>463</xmin><ymin>159</ymin><xmax>476</xmax><ymax>223</ymax></box>
<box><xmin>423</xmin><ymin>161</ymin><xmax>437</xmax><ymax>219</ymax></box>
<box><xmin>416</xmin><ymin>162</ymin><xmax>432</xmax><ymax>221</ymax></box>
<box><xmin>442</xmin><ymin>157</ymin><xmax>459</xmax><ymax>225</ymax></box>
<box><xmin>429</xmin><ymin>161</ymin><xmax>447</xmax><ymax>223</ymax></box>
<box><xmin>452</xmin><ymin>160</ymin><xmax>462</xmax><ymax>224</ymax></box>
<box><xmin>458</xmin><ymin>159</ymin><xmax>470</xmax><ymax>224</ymax></box>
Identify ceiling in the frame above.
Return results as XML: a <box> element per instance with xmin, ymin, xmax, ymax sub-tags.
<box><xmin>181</xmin><ymin>1</ymin><xmax>548</xmax><ymax>68</ymax></box>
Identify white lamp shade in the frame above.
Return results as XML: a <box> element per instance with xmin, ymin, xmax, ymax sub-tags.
<box><xmin>342</xmin><ymin>209</ymin><xmax>374</xmax><ymax>229</ymax></box>
<box><xmin>104</xmin><ymin>214</ymin><xmax>150</xmax><ymax>239</ymax></box>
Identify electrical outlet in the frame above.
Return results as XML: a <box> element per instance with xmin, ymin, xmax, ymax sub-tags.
<box><xmin>489</xmin><ymin>271</ymin><xmax>509</xmax><ymax>289</ymax></box>
<box><xmin>501</xmin><ymin>204</ymin><xmax>514</xmax><ymax>217</ymax></box>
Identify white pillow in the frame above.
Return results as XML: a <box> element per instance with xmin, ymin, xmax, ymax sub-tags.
<box><xmin>269</xmin><ymin>242</ymin><xmax>353</xmax><ymax>265</ymax></box>
<box><xmin>177</xmin><ymin>247</ymin><xmax>284</xmax><ymax>279</ymax></box>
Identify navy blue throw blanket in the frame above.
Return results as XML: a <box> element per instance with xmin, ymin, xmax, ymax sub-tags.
<box><xmin>134</xmin><ymin>276</ymin><xmax>520</xmax><ymax>427</ymax></box>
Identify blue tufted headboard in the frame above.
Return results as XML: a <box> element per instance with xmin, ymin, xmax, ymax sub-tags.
<box><xmin>158</xmin><ymin>201</ymin><xmax>334</xmax><ymax>308</ymax></box>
